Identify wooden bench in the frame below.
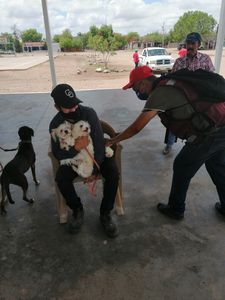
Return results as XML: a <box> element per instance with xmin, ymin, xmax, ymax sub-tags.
<box><xmin>48</xmin><ymin>120</ymin><xmax>124</xmax><ymax>223</ymax></box>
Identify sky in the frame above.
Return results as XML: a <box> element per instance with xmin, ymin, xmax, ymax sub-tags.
<box><xmin>0</xmin><ymin>0</ymin><xmax>222</xmax><ymax>37</ymax></box>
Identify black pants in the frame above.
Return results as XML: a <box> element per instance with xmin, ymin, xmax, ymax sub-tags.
<box><xmin>168</xmin><ymin>127</ymin><xmax>225</xmax><ymax>213</ymax></box>
<box><xmin>55</xmin><ymin>157</ymin><xmax>119</xmax><ymax>214</ymax></box>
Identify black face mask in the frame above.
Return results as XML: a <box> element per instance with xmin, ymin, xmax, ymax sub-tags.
<box><xmin>135</xmin><ymin>91</ymin><xmax>149</xmax><ymax>100</ymax></box>
<box><xmin>59</xmin><ymin>109</ymin><xmax>80</xmax><ymax>123</ymax></box>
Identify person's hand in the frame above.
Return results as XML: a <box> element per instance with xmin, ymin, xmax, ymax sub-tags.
<box><xmin>83</xmin><ymin>175</ymin><xmax>98</xmax><ymax>183</ymax></box>
<box><xmin>105</xmin><ymin>132</ymin><xmax>120</xmax><ymax>147</ymax></box>
<box><xmin>74</xmin><ymin>136</ymin><xmax>89</xmax><ymax>151</ymax></box>
<box><xmin>105</xmin><ymin>138</ymin><xmax>117</xmax><ymax>147</ymax></box>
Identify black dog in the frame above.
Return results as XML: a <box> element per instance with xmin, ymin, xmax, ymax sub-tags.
<box><xmin>0</xmin><ymin>126</ymin><xmax>40</xmax><ymax>214</ymax></box>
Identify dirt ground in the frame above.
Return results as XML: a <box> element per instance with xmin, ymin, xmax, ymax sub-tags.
<box><xmin>0</xmin><ymin>49</ymin><xmax>224</xmax><ymax>93</ymax></box>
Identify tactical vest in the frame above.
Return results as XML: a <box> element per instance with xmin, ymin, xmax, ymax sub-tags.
<box><xmin>156</xmin><ymin>79</ymin><xmax>225</xmax><ymax>141</ymax></box>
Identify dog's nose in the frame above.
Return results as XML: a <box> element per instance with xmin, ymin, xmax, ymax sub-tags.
<box><xmin>65</xmin><ymin>130</ymin><xmax>68</xmax><ymax>134</ymax></box>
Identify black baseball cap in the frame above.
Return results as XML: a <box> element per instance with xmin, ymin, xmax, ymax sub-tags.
<box><xmin>185</xmin><ymin>32</ymin><xmax>201</xmax><ymax>43</ymax></box>
<box><xmin>51</xmin><ymin>84</ymin><xmax>82</xmax><ymax>108</ymax></box>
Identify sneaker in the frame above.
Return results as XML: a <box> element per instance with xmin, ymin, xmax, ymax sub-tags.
<box><xmin>163</xmin><ymin>145</ymin><xmax>172</xmax><ymax>155</ymax></box>
<box><xmin>67</xmin><ymin>206</ymin><xmax>84</xmax><ymax>234</ymax></box>
<box><xmin>100</xmin><ymin>213</ymin><xmax>119</xmax><ymax>238</ymax></box>
<box><xmin>215</xmin><ymin>202</ymin><xmax>225</xmax><ymax>216</ymax></box>
<box><xmin>157</xmin><ymin>203</ymin><xmax>184</xmax><ymax>220</ymax></box>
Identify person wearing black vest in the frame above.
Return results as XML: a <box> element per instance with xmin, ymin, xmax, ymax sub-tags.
<box><xmin>107</xmin><ymin>66</ymin><xmax>225</xmax><ymax>220</ymax></box>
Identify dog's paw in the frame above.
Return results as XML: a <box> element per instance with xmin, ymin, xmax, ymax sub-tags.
<box><xmin>8</xmin><ymin>200</ymin><xmax>15</xmax><ymax>204</ymax></box>
<box><xmin>23</xmin><ymin>197</ymin><xmax>35</xmax><ymax>204</ymax></box>
<box><xmin>35</xmin><ymin>180</ymin><xmax>40</xmax><ymax>185</ymax></box>
<box><xmin>105</xmin><ymin>146</ymin><xmax>114</xmax><ymax>158</ymax></box>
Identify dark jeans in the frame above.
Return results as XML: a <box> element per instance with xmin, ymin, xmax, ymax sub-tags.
<box><xmin>164</xmin><ymin>128</ymin><xmax>176</xmax><ymax>146</ymax></box>
<box><xmin>55</xmin><ymin>157</ymin><xmax>119</xmax><ymax>214</ymax></box>
<box><xmin>168</xmin><ymin>127</ymin><xmax>225</xmax><ymax>213</ymax></box>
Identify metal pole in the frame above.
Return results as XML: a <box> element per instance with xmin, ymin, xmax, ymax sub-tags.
<box><xmin>214</xmin><ymin>0</ymin><xmax>225</xmax><ymax>73</ymax></box>
<box><xmin>41</xmin><ymin>0</ymin><xmax>57</xmax><ymax>88</ymax></box>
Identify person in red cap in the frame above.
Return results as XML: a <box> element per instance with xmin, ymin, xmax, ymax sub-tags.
<box><xmin>49</xmin><ymin>83</ymin><xmax>119</xmax><ymax>238</ymax></box>
<box><xmin>107</xmin><ymin>66</ymin><xmax>225</xmax><ymax>221</ymax></box>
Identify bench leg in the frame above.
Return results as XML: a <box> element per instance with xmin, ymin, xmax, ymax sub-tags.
<box><xmin>48</xmin><ymin>151</ymin><xmax>69</xmax><ymax>224</ymax></box>
<box><xmin>115</xmin><ymin>187</ymin><xmax>124</xmax><ymax>215</ymax></box>
<box><xmin>54</xmin><ymin>182</ymin><xmax>68</xmax><ymax>224</ymax></box>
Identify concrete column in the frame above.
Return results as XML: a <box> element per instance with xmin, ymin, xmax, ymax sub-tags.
<box><xmin>215</xmin><ymin>0</ymin><xmax>225</xmax><ymax>73</ymax></box>
<box><xmin>41</xmin><ymin>0</ymin><xmax>57</xmax><ymax>88</ymax></box>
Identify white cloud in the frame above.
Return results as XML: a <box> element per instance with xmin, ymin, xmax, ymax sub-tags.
<box><xmin>0</xmin><ymin>0</ymin><xmax>222</xmax><ymax>36</ymax></box>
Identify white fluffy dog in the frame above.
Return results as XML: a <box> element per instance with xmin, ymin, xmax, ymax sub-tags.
<box><xmin>70</xmin><ymin>120</ymin><xmax>94</xmax><ymax>178</ymax></box>
<box><xmin>60</xmin><ymin>120</ymin><xmax>94</xmax><ymax>178</ymax></box>
<box><xmin>61</xmin><ymin>120</ymin><xmax>114</xmax><ymax>178</ymax></box>
<box><xmin>51</xmin><ymin>121</ymin><xmax>74</xmax><ymax>150</ymax></box>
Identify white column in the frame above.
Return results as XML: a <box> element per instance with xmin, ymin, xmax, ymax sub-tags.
<box><xmin>214</xmin><ymin>0</ymin><xmax>225</xmax><ymax>73</ymax></box>
<box><xmin>41</xmin><ymin>0</ymin><xmax>57</xmax><ymax>88</ymax></box>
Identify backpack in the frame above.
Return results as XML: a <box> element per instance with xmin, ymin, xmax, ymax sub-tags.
<box><xmin>155</xmin><ymin>74</ymin><xmax>225</xmax><ymax>140</ymax></box>
<box><xmin>157</xmin><ymin>68</ymin><xmax>225</xmax><ymax>102</ymax></box>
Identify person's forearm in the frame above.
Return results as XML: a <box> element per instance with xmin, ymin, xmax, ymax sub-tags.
<box><xmin>110</xmin><ymin>110</ymin><xmax>157</xmax><ymax>144</ymax></box>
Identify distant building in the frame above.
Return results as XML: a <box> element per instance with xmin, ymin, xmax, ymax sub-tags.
<box><xmin>23</xmin><ymin>41</ymin><xmax>60</xmax><ymax>53</ymax></box>
<box><xmin>23</xmin><ymin>42</ymin><xmax>46</xmax><ymax>52</ymax></box>
<box><xmin>0</xmin><ymin>36</ymin><xmax>15</xmax><ymax>54</ymax></box>
<box><xmin>127</xmin><ymin>40</ymin><xmax>163</xmax><ymax>49</ymax></box>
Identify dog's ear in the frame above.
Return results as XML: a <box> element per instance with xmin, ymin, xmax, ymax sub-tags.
<box><xmin>28</xmin><ymin>127</ymin><xmax>34</xmax><ymax>137</ymax></box>
<box><xmin>64</xmin><ymin>121</ymin><xmax>72</xmax><ymax>129</ymax></box>
<box><xmin>51</xmin><ymin>129</ymin><xmax>57</xmax><ymax>142</ymax></box>
<box><xmin>30</xmin><ymin>128</ymin><xmax>34</xmax><ymax>136</ymax></box>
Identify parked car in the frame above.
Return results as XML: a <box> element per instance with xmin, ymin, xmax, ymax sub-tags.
<box><xmin>139</xmin><ymin>47</ymin><xmax>174</xmax><ymax>74</ymax></box>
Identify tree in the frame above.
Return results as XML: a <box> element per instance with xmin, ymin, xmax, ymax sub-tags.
<box><xmin>21</xmin><ymin>28</ymin><xmax>42</xmax><ymax>42</ymax></box>
<box><xmin>77</xmin><ymin>32</ymin><xmax>89</xmax><ymax>50</ymax></box>
<box><xmin>89</xmin><ymin>25</ymin><xmax>99</xmax><ymax>37</ymax></box>
<box><xmin>143</xmin><ymin>31</ymin><xmax>170</xmax><ymax>47</ymax></box>
<box><xmin>59</xmin><ymin>37</ymin><xmax>73</xmax><ymax>50</ymax></box>
<box><xmin>53</xmin><ymin>34</ymin><xmax>61</xmax><ymax>43</ymax></box>
<box><xmin>170</xmin><ymin>11</ymin><xmax>217</xmax><ymax>42</ymax></box>
<box><xmin>125</xmin><ymin>32</ymin><xmax>140</xmax><ymax>44</ymax></box>
<box><xmin>87</xmin><ymin>24</ymin><xmax>121</xmax><ymax>69</ymax></box>
<box><xmin>113</xmin><ymin>33</ymin><xmax>127</xmax><ymax>49</ymax></box>
<box><xmin>0</xmin><ymin>32</ymin><xmax>15</xmax><ymax>52</ymax></box>
<box><xmin>11</xmin><ymin>24</ymin><xmax>22</xmax><ymax>52</ymax></box>
<box><xmin>60</xmin><ymin>29</ymin><xmax>73</xmax><ymax>40</ymax></box>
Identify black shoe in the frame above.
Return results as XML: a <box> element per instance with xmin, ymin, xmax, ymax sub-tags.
<box><xmin>157</xmin><ymin>203</ymin><xmax>184</xmax><ymax>220</ymax></box>
<box><xmin>215</xmin><ymin>202</ymin><xmax>225</xmax><ymax>216</ymax></box>
<box><xmin>100</xmin><ymin>213</ymin><xmax>119</xmax><ymax>238</ymax></box>
<box><xmin>67</xmin><ymin>206</ymin><xmax>84</xmax><ymax>234</ymax></box>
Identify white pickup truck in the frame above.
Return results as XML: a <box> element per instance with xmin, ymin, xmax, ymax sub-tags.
<box><xmin>139</xmin><ymin>47</ymin><xmax>174</xmax><ymax>74</ymax></box>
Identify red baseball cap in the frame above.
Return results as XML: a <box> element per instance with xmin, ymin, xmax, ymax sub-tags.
<box><xmin>122</xmin><ymin>66</ymin><xmax>153</xmax><ymax>90</ymax></box>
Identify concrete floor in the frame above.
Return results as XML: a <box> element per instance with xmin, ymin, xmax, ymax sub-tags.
<box><xmin>0</xmin><ymin>54</ymin><xmax>51</xmax><ymax>71</ymax></box>
<box><xmin>0</xmin><ymin>89</ymin><xmax>225</xmax><ymax>300</ymax></box>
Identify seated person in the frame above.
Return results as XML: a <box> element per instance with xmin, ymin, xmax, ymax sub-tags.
<box><xmin>49</xmin><ymin>83</ymin><xmax>119</xmax><ymax>238</ymax></box>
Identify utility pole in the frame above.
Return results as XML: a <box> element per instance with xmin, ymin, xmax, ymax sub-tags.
<box><xmin>162</xmin><ymin>22</ymin><xmax>165</xmax><ymax>47</ymax></box>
